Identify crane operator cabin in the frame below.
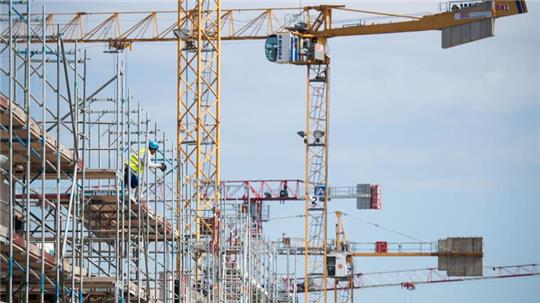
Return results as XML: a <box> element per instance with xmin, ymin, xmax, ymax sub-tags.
<box><xmin>265</xmin><ymin>28</ymin><xmax>326</xmax><ymax>64</ymax></box>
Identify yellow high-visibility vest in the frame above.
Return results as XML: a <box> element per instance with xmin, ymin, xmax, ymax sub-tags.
<box><xmin>128</xmin><ymin>147</ymin><xmax>147</xmax><ymax>174</ymax></box>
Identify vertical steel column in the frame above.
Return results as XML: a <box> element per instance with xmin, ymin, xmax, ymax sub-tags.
<box><xmin>294</xmin><ymin>247</ymin><xmax>298</xmax><ymax>302</ymax></box>
<box><xmin>153</xmin><ymin>122</ymin><xmax>158</xmax><ymax>298</ymax></box>
<box><xmin>55</xmin><ymin>25</ymin><xmax>62</xmax><ymax>303</ymax></box>
<box><xmin>79</xmin><ymin>48</ymin><xmax>87</xmax><ymax>303</ymax></box>
<box><xmin>136</xmin><ymin>103</ymin><xmax>141</xmax><ymax>303</ymax></box>
<box><xmin>114</xmin><ymin>50</ymin><xmax>121</xmax><ymax>303</ymax></box>
<box><xmin>71</xmin><ymin>40</ymin><xmax>78</xmax><ymax>303</ymax></box>
<box><xmin>144</xmin><ymin>113</ymin><xmax>151</xmax><ymax>296</ymax></box>
<box><xmin>24</xmin><ymin>1</ymin><xmax>31</xmax><ymax>300</ymax></box>
<box><xmin>126</xmin><ymin>89</ymin><xmax>132</xmax><ymax>303</ymax></box>
<box><xmin>170</xmin><ymin>141</ymin><xmax>176</xmax><ymax>303</ymax></box>
<box><xmin>40</xmin><ymin>6</ymin><xmax>47</xmax><ymax>303</ymax></box>
<box><xmin>7</xmin><ymin>1</ymin><xmax>14</xmax><ymax>302</ymax></box>
<box><xmin>120</xmin><ymin>57</ymin><xmax>126</xmax><ymax>303</ymax></box>
<box><xmin>162</xmin><ymin>132</ymin><xmax>168</xmax><ymax>303</ymax></box>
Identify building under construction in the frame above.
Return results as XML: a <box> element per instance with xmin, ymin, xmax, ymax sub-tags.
<box><xmin>0</xmin><ymin>0</ymin><xmax>538</xmax><ymax>302</ymax></box>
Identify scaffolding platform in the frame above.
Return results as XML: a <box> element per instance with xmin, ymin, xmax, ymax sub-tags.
<box><xmin>0</xmin><ymin>232</ymin><xmax>85</xmax><ymax>283</ymax></box>
<box><xmin>13</xmin><ymin>168</ymin><xmax>117</xmax><ymax>180</ymax></box>
<box><xmin>0</xmin><ymin>230</ymin><xmax>148</xmax><ymax>301</ymax></box>
<box><xmin>0</xmin><ymin>95</ymin><xmax>81</xmax><ymax>174</ymax></box>
<box><xmin>82</xmin><ymin>277</ymin><xmax>148</xmax><ymax>302</ymax></box>
<box><xmin>41</xmin><ymin>168</ymin><xmax>117</xmax><ymax>180</ymax></box>
<box><xmin>18</xmin><ymin>191</ymin><xmax>178</xmax><ymax>241</ymax></box>
<box><xmin>85</xmin><ymin>193</ymin><xmax>179</xmax><ymax>241</ymax></box>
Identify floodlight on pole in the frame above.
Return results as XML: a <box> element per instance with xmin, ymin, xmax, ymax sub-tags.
<box><xmin>173</xmin><ymin>28</ymin><xmax>189</xmax><ymax>39</ymax></box>
<box><xmin>313</xmin><ymin>130</ymin><xmax>324</xmax><ymax>139</ymax></box>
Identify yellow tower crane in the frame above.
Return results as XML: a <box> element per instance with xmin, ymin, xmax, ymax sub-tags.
<box><xmin>32</xmin><ymin>1</ymin><xmax>528</xmax><ymax>301</ymax></box>
<box><xmin>176</xmin><ymin>1</ymin><xmax>221</xmax><ymax>300</ymax></box>
<box><xmin>260</xmin><ymin>2</ymin><xmax>526</xmax><ymax>303</ymax></box>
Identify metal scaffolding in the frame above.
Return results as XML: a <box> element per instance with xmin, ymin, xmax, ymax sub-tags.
<box><xmin>0</xmin><ymin>2</ymin><xmax>179</xmax><ymax>302</ymax></box>
<box><xmin>218</xmin><ymin>190</ymin><xmax>279</xmax><ymax>303</ymax></box>
<box><xmin>0</xmin><ymin>2</ymin><xmax>285</xmax><ymax>303</ymax></box>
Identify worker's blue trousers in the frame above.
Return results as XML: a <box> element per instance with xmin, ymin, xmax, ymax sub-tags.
<box><xmin>124</xmin><ymin>166</ymin><xmax>139</xmax><ymax>189</ymax></box>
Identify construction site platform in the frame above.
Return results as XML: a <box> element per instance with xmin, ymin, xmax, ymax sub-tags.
<box><xmin>0</xmin><ymin>95</ymin><xmax>81</xmax><ymax>175</ymax></box>
<box><xmin>0</xmin><ymin>232</ymin><xmax>85</xmax><ymax>275</ymax></box>
<box><xmin>17</xmin><ymin>190</ymin><xmax>178</xmax><ymax>242</ymax></box>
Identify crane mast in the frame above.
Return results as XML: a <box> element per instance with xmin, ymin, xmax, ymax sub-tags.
<box><xmin>303</xmin><ymin>61</ymin><xmax>330</xmax><ymax>303</ymax></box>
<box><xmin>177</xmin><ymin>0</ymin><xmax>222</xmax><ymax>300</ymax></box>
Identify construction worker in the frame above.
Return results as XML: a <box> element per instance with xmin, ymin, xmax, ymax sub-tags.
<box><xmin>279</xmin><ymin>180</ymin><xmax>288</xmax><ymax>204</ymax></box>
<box><xmin>124</xmin><ymin>140</ymin><xmax>167</xmax><ymax>189</ymax></box>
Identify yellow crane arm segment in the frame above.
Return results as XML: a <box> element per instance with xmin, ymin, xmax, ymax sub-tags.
<box><xmin>321</xmin><ymin>0</ymin><xmax>527</xmax><ymax>38</ymax></box>
<box><xmin>2</xmin><ymin>0</ymin><xmax>526</xmax><ymax>48</ymax></box>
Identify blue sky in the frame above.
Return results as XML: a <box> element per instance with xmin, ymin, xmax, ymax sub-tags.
<box><xmin>32</xmin><ymin>0</ymin><xmax>540</xmax><ymax>302</ymax></box>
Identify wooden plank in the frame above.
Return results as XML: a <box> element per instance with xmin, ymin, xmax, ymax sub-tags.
<box><xmin>35</xmin><ymin>168</ymin><xmax>117</xmax><ymax>180</ymax></box>
<box><xmin>0</xmin><ymin>95</ymin><xmax>82</xmax><ymax>173</ymax></box>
